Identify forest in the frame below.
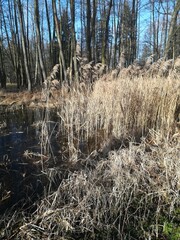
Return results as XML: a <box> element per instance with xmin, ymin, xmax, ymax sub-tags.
<box><xmin>0</xmin><ymin>0</ymin><xmax>180</xmax><ymax>239</ymax></box>
<box><xmin>0</xmin><ymin>0</ymin><xmax>179</xmax><ymax>90</ymax></box>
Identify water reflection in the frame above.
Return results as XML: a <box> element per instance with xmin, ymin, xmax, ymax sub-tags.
<box><xmin>0</xmin><ymin>107</ymin><xmax>59</xmax><ymax>160</ymax></box>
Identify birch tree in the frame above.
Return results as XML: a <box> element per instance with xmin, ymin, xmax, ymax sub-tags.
<box><xmin>34</xmin><ymin>0</ymin><xmax>47</xmax><ymax>84</ymax></box>
<box><xmin>16</xmin><ymin>0</ymin><xmax>31</xmax><ymax>91</ymax></box>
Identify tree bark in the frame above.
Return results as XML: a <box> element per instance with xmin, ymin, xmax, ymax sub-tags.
<box><xmin>34</xmin><ymin>0</ymin><xmax>47</xmax><ymax>84</ymax></box>
<box><xmin>70</xmin><ymin>0</ymin><xmax>78</xmax><ymax>82</ymax></box>
<box><xmin>91</xmin><ymin>0</ymin><xmax>97</xmax><ymax>62</ymax></box>
<box><xmin>16</xmin><ymin>0</ymin><xmax>31</xmax><ymax>91</ymax></box>
<box><xmin>0</xmin><ymin>42</ymin><xmax>6</xmax><ymax>88</ymax></box>
<box><xmin>164</xmin><ymin>0</ymin><xmax>180</xmax><ymax>60</ymax></box>
<box><xmin>52</xmin><ymin>0</ymin><xmax>67</xmax><ymax>83</ymax></box>
<box><xmin>101</xmin><ymin>0</ymin><xmax>113</xmax><ymax>65</ymax></box>
<box><xmin>45</xmin><ymin>0</ymin><xmax>53</xmax><ymax>69</ymax></box>
<box><xmin>86</xmin><ymin>0</ymin><xmax>92</xmax><ymax>62</ymax></box>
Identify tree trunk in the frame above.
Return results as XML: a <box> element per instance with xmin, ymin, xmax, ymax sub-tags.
<box><xmin>101</xmin><ymin>0</ymin><xmax>113</xmax><ymax>65</ymax></box>
<box><xmin>164</xmin><ymin>0</ymin><xmax>180</xmax><ymax>60</ymax></box>
<box><xmin>16</xmin><ymin>0</ymin><xmax>31</xmax><ymax>91</ymax></box>
<box><xmin>45</xmin><ymin>0</ymin><xmax>53</xmax><ymax>69</ymax></box>
<box><xmin>52</xmin><ymin>0</ymin><xmax>67</xmax><ymax>83</ymax></box>
<box><xmin>34</xmin><ymin>0</ymin><xmax>47</xmax><ymax>84</ymax></box>
<box><xmin>70</xmin><ymin>0</ymin><xmax>78</xmax><ymax>82</ymax></box>
<box><xmin>14</xmin><ymin>1</ymin><xmax>22</xmax><ymax>88</ymax></box>
<box><xmin>91</xmin><ymin>0</ymin><xmax>97</xmax><ymax>62</ymax></box>
<box><xmin>86</xmin><ymin>0</ymin><xmax>92</xmax><ymax>62</ymax></box>
<box><xmin>0</xmin><ymin>43</ymin><xmax>6</xmax><ymax>88</ymax></box>
<box><xmin>163</xmin><ymin>1</ymin><xmax>169</xmax><ymax>55</ymax></box>
<box><xmin>112</xmin><ymin>0</ymin><xmax>120</xmax><ymax>68</ymax></box>
<box><xmin>130</xmin><ymin>0</ymin><xmax>137</xmax><ymax>63</ymax></box>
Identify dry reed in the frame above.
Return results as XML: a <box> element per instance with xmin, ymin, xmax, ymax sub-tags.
<box><xmin>17</xmin><ymin>136</ymin><xmax>180</xmax><ymax>239</ymax></box>
<box><xmin>57</xmin><ymin>75</ymin><xmax>180</xmax><ymax>158</ymax></box>
<box><xmin>1</xmin><ymin>73</ymin><xmax>180</xmax><ymax>239</ymax></box>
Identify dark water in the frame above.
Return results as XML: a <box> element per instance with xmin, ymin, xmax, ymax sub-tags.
<box><xmin>0</xmin><ymin>107</ymin><xmax>59</xmax><ymax>161</ymax></box>
<box><xmin>0</xmin><ymin>107</ymin><xmax>61</xmax><ymax>213</ymax></box>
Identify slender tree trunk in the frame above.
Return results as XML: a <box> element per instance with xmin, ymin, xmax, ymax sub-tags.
<box><xmin>101</xmin><ymin>0</ymin><xmax>113</xmax><ymax>64</ymax></box>
<box><xmin>164</xmin><ymin>1</ymin><xmax>169</xmax><ymax>55</ymax></box>
<box><xmin>2</xmin><ymin>4</ymin><xmax>14</xmax><ymax>69</ymax></box>
<box><xmin>52</xmin><ymin>10</ymin><xmax>57</xmax><ymax>66</ymax></box>
<box><xmin>0</xmin><ymin>35</ymin><xmax>6</xmax><ymax>88</ymax></box>
<box><xmin>34</xmin><ymin>44</ymin><xmax>39</xmax><ymax>84</ymax></box>
<box><xmin>156</xmin><ymin>1</ymin><xmax>161</xmax><ymax>59</ymax></box>
<box><xmin>52</xmin><ymin>0</ymin><xmax>67</xmax><ymax>83</ymax></box>
<box><xmin>130</xmin><ymin>0</ymin><xmax>137</xmax><ymax>63</ymax></box>
<box><xmin>112</xmin><ymin>0</ymin><xmax>120</xmax><ymax>68</ymax></box>
<box><xmin>80</xmin><ymin>0</ymin><xmax>83</xmax><ymax>56</ymax></box>
<box><xmin>45</xmin><ymin>0</ymin><xmax>52</xmax><ymax>69</ymax></box>
<box><xmin>34</xmin><ymin>0</ymin><xmax>46</xmax><ymax>84</ymax></box>
<box><xmin>91</xmin><ymin>0</ymin><xmax>97</xmax><ymax>62</ymax></box>
<box><xmin>164</xmin><ymin>0</ymin><xmax>180</xmax><ymax>60</ymax></box>
<box><xmin>14</xmin><ymin>1</ymin><xmax>22</xmax><ymax>88</ymax></box>
<box><xmin>16</xmin><ymin>0</ymin><xmax>31</xmax><ymax>91</ymax></box>
<box><xmin>26</xmin><ymin>0</ymin><xmax>30</xmax><ymax>58</ymax></box>
<box><xmin>152</xmin><ymin>0</ymin><xmax>156</xmax><ymax>56</ymax></box>
<box><xmin>119</xmin><ymin>0</ymin><xmax>125</xmax><ymax>55</ymax></box>
<box><xmin>70</xmin><ymin>0</ymin><xmax>78</xmax><ymax>82</ymax></box>
<box><xmin>86</xmin><ymin>0</ymin><xmax>92</xmax><ymax>62</ymax></box>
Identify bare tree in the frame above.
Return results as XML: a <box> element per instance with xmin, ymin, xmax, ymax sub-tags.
<box><xmin>45</xmin><ymin>0</ymin><xmax>53</xmax><ymax>69</ymax></box>
<box><xmin>86</xmin><ymin>0</ymin><xmax>92</xmax><ymax>62</ymax></box>
<box><xmin>130</xmin><ymin>0</ymin><xmax>138</xmax><ymax>63</ymax></box>
<box><xmin>70</xmin><ymin>0</ymin><xmax>78</xmax><ymax>82</ymax></box>
<box><xmin>91</xmin><ymin>0</ymin><xmax>97</xmax><ymax>61</ymax></box>
<box><xmin>101</xmin><ymin>0</ymin><xmax>113</xmax><ymax>65</ymax></box>
<box><xmin>34</xmin><ymin>0</ymin><xmax>47</xmax><ymax>84</ymax></box>
<box><xmin>16</xmin><ymin>0</ymin><xmax>31</xmax><ymax>91</ymax></box>
<box><xmin>164</xmin><ymin>0</ymin><xmax>180</xmax><ymax>60</ymax></box>
<box><xmin>52</xmin><ymin>0</ymin><xmax>66</xmax><ymax>83</ymax></box>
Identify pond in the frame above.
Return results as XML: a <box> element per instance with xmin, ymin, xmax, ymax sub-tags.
<box><xmin>0</xmin><ymin>106</ymin><xmax>61</xmax><ymax>213</ymax></box>
<box><xmin>0</xmin><ymin>107</ymin><xmax>60</xmax><ymax>161</ymax></box>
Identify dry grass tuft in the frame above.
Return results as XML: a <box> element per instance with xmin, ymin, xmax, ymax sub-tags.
<box><xmin>17</xmin><ymin>138</ymin><xmax>180</xmax><ymax>239</ymax></box>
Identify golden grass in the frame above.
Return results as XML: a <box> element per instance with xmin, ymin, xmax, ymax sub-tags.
<box><xmin>0</xmin><ymin>74</ymin><xmax>180</xmax><ymax>239</ymax></box>
<box><xmin>57</xmin><ymin>74</ymin><xmax>180</xmax><ymax>158</ymax></box>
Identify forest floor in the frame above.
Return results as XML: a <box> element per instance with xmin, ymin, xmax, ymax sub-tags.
<box><xmin>0</xmin><ymin>83</ymin><xmax>56</xmax><ymax>109</ymax></box>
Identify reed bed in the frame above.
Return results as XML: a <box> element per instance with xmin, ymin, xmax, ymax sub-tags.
<box><xmin>57</xmin><ymin>75</ymin><xmax>179</xmax><ymax>158</ymax></box>
<box><xmin>1</xmin><ymin>74</ymin><xmax>180</xmax><ymax>239</ymax></box>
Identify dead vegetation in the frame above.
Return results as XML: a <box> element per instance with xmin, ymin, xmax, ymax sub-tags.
<box><xmin>0</xmin><ymin>62</ymin><xmax>180</xmax><ymax>239</ymax></box>
<box><xmin>115</xmin><ymin>55</ymin><xmax>180</xmax><ymax>79</ymax></box>
<box><xmin>5</xmin><ymin>135</ymin><xmax>180</xmax><ymax>239</ymax></box>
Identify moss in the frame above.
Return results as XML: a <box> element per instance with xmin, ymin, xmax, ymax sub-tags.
<box><xmin>163</xmin><ymin>222</ymin><xmax>180</xmax><ymax>240</ymax></box>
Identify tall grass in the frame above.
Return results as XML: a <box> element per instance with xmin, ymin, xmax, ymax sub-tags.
<box><xmin>57</xmin><ymin>75</ymin><xmax>179</xmax><ymax>158</ymax></box>
<box><xmin>1</xmin><ymin>74</ymin><xmax>179</xmax><ymax>239</ymax></box>
<box><xmin>18</xmin><ymin>74</ymin><xmax>178</xmax><ymax>239</ymax></box>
